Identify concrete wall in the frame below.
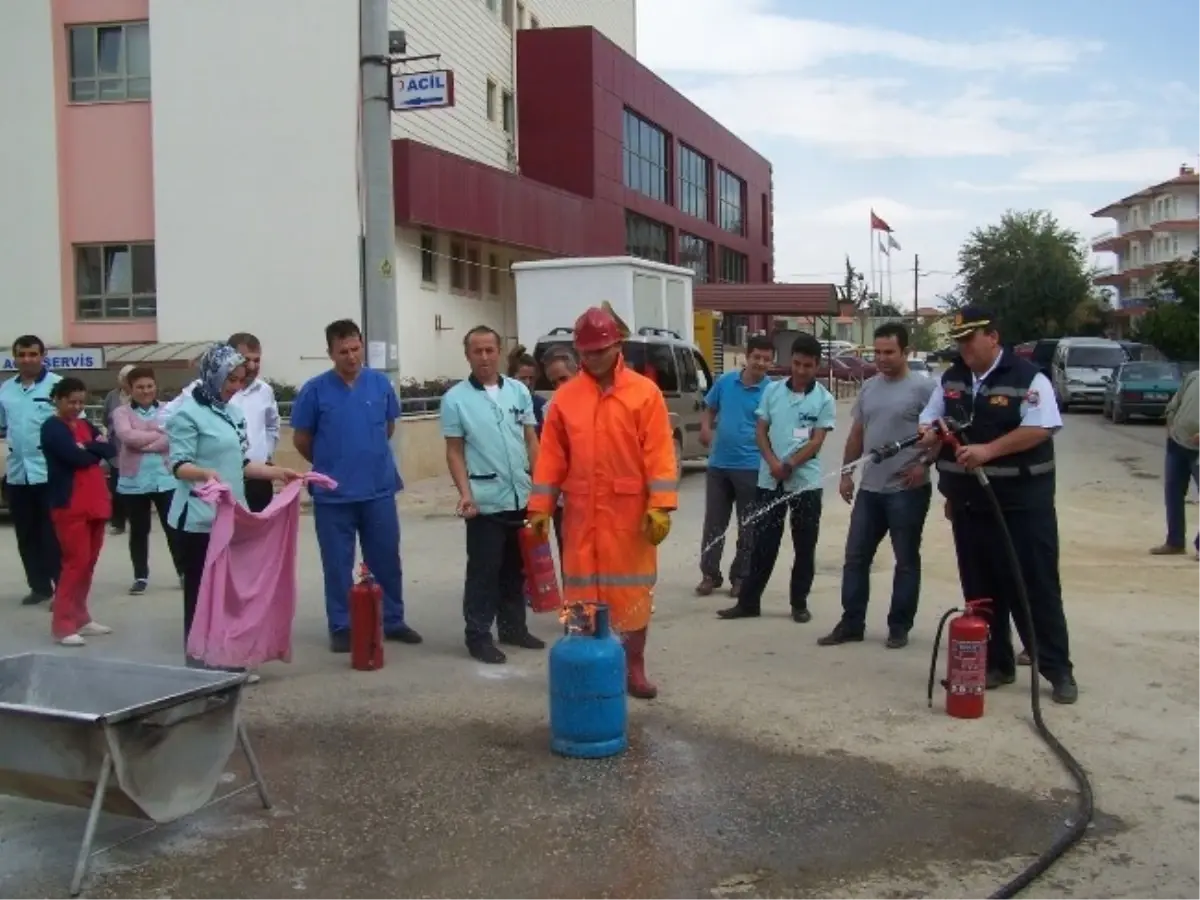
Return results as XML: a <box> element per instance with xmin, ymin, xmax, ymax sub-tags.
<box><xmin>274</xmin><ymin>416</ymin><xmax>448</xmax><ymax>484</ymax></box>
<box><xmin>148</xmin><ymin>0</ymin><xmax>362</xmax><ymax>386</ymax></box>
<box><xmin>0</xmin><ymin>0</ymin><xmax>64</xmax><ymax>347</ymax></box>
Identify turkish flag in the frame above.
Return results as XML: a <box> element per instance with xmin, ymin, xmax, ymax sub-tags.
<box><xmin>870</xmin><ymin>210</ymin><xmax>892</xmax><ymax>232</ymax></box>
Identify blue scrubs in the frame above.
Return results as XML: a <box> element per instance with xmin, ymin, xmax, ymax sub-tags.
<box><xmin>290</xmin><ymin>368</ymin><xmax>405</xmax><ymax>635</ymax></box>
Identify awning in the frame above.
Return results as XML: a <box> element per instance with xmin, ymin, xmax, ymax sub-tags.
<box><xmin>102</xmin><ymin>341</ymin><xmax>219</xmax><ymax>367</ymax></box>
<box><xmin>694</xmin><ymin>283</ymin><xmax>840</xmax><ymax>315</ymax></box>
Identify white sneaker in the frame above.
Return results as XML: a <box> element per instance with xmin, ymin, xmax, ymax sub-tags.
<box><xmin>79</xmin><ymin>622</ymin><xmax>113</xmax><ymax>636</ymax></box>
<box><xmin>58</xmin><ymin>633</ymin><xmax>86</xmax><ymax>647</ymax></box>
<box><xmin>245</xmin><ymin>673</ymin><xmax>261</xmax><ymax>685</ymax></box>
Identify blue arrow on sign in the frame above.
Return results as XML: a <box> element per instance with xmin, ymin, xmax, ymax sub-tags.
<box><xmin>402</xmin><ymin>96</ymin><xmax>445</xmax><ymax>107</ymax></box>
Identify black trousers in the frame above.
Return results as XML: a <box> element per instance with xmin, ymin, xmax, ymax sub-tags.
<box><xmin>244</xmin><ymin>477</ymin><xmax>274</xmax><ymax>513</ymax></box>
<box><xmin>7</xmin><ymin>482</ymin><xmax>61</xmax><ymax>597</ymax></box>
<box><xmin>179</xmin><ymin>528</ymin><xmax>210</xmax><ymax>655</ymax></box>
<box><xmin>123</xmin><ymin>490</ymin><xmax>183</xmax><ymax>580</ymax></box>
<box><xmin>950</xmin><ymin>500</ymin><xmax>1073</xmax><ymax>681</ymax></box>
<box><xmin>463</xmin><ymin>510</ymin><xmax>528</xmax><ymax>648</ymax></box>
<box><xmin>737</xmin><ymin>487</ymin><xmax>823</xmax><ymax>614</ymax></box>
<box><xmin>108</xmin><ymin>466</ymin><xmax>127</xmax><ymax>529</ymax></box>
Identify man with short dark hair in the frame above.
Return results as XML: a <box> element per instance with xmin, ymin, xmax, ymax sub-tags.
<box><xmin>291</xmin><ymin>319</ymin><xmax>421</xmax><ymax>652</ymax></box>
<box><xmin>719</xmin><ymin>333</ymin><xmax>836</xmax><ymax>622</ymax></box>
<box><xmin>0</xmin><ymin>335</ymin><xmax>64</xmax><ymax>605</ymax></box>
<box><xmin>917</xmin><ymin>306</ymin><xmax>1077</xmax><ymax>704</ymax></box>
<box><xmin>441</xmin><ymin>325</ymin><xmax>544</xmax><ymax>664</ymax></box>
<box><xmin>821</xmin><ymin>322</ymin><xmax>935</xmax><ymax>649</ymax></box>
<box><xmin>696</xmin><ymin>334</ymin><xmax>774</xmax><ymax>598</ymax></box>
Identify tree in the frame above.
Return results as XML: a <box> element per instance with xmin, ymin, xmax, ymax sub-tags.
<box><xmin>867</xmin><ymin>300</ymin><xmax>904</xmax><ymax>317</ymax></box>
<box><xmin>955</xmin><ymin>210</ymin><xmax>1093</xmax><ymax>342</ymax></box>
<box><xmin>909</xmin><ymin>322</ymin><xmax>937</xmax><ymax>352</ymax></box>
<box><xmin>1134</xmin><ymin>250</ymin><xmax>1199</xmax><ymax>361</ymax></box>
<box><xmin>838</xmin><ymin>255</ymin><xmax>871</xmax><ymax>308</ymax></box>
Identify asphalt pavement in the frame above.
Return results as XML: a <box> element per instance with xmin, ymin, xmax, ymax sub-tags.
<box><xmin>0</xmin><ymin>403</ymin><xmax>1196</xmax><ymax>898</ymax></box>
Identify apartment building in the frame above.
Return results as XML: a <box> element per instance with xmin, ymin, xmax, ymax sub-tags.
<box><xmin>1092</xmin><ymin>165</ymin><xmax>1199</xmax><ymax>316</ymax></box>
<box><xmin>0</xmin><ymin>0</ymin><xmax>773</xmax><ymax>384</ymax></box>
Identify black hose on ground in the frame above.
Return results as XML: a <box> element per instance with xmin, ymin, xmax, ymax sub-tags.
<box><xmin>977</xmin><ymin>481</ymin><xmax>1095</xmax><ymax>899</ymax></box>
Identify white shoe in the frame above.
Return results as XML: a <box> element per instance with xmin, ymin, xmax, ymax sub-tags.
<box><xmin>58</xmin><ymin>633</ymin><xmax>86</xmax><ymax>647</ymax></box>
<box><xmin>245</xmin><ymin>673</ymin><xmax>261</xmax><ymax>685</ymax></box>
<box><xmin>79</xmin><ymin>622</ymin><xmax>113</xmax><ymax>636</ymax></box>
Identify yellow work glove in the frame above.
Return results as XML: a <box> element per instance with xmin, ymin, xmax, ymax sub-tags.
<box><xmin>528</xmin><ymin>512</ymin><xmax>553</xmax><ymax>541</ymax></box>
<box><xmin>642</xmin><ymin>509</ymin><xmax>671</xmax><ymax>546</ymax></box>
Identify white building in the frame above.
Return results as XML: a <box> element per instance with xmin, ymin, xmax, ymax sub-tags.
<box><xmin>0</xmin><ymin>0</ymin><xmax>637</xmax><ymax>387</ymax></box>
<box><xmin>1092</xmin><ymin>165</ymin><xmax>1199</xmax><ymax>317</ymax></box>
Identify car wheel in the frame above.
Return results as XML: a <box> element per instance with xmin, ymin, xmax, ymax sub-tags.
<box><xmin>674</xmin><ymin>434</ymin><xmax>684</xmax><ymax>485</ymax></box>
<box><xmin>1112</xmin><ymin>403</ymin><xmax>1128</xmax><ymax>424</ymax></box>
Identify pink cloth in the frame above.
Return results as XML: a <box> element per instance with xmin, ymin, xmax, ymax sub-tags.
<box><xmin>111</xmin><ymin>404</ymin><xmax>169</xmax><ymax>478</ymax></box>
<box><xmin>186</xmin><ymin>472</ymin><xmax>337</xmax><ymax>669</ymax></box>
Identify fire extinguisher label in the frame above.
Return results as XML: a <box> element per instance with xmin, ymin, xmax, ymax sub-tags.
<box><xmin>952</xmin><ymin>639</ymin><xmax>986</xmax><ymax>695</ymax></box>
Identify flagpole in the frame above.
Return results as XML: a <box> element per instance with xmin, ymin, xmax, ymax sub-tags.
<box><xmin>868</xmin><ymin>221</ymin><xmax>876</xmax><ymax>307</ymax></box>
<box><xmin>887</xmin><ymin>250</ymin><xmax>894</xmax><ymax>306</ymax></box>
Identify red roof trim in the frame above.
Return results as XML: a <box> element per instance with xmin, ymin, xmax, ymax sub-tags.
<box><xmin>693</xmin><ymin>283</ymin><xmax>838</xmax><ymax>315</ymax></box>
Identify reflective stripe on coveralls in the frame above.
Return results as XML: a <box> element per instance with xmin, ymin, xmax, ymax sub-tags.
<box><xmin>528</xmin><ymin>357</ymin><xmax>678</xmax><ymax>634</ymax></box>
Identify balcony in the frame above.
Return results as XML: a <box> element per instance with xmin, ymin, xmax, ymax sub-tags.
<box><xmin>1091</xmin><ymin>229</ymin><xmax>1127</xmax><ymax>252</ymax></box>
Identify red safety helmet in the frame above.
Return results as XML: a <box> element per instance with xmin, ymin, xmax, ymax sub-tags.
<box><xmin>573</xmin><ymin>306</ymin><xmax>623</xmax><ymax>352</ymax></box>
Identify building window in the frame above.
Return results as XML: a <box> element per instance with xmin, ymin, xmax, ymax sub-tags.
<box><xmin>68</xmin><ymin>22</ymin><xmax>151</xmax><ymax>103</ymax></box>
<box><xmin>420</xmin><ymin>232</ymin><xmax>437</xmax><ymax>284</ymax></box>
<box><xmin>626</xmin><ymin>212</ymin><xmax>669</xmax><ymax>263</ymax></box>
<box><xmin>486</xmin><ymin>79</ymin><xmax>497</xmax><ymax>121</ymax></box>
<box><xmin>502</xmin><ymin>0</ymin><xmax>514</xmax><ymax>28</ymax></box>
<box><xmin>530</xmin><ymin>14</ymin><xmax>540</xmax><ymax>28</ymax></box>
<box><xmin>717</xmin><ymin>168</ymin><xmax>745</xmax><ymax>235</ymax></box>
<box><xmin>622</xmin><ymin>109</ymin><xmax>668</xmax><ymax>204</ymax></box>
<box><xmin>761</xmin><ymin>192</ymin><xmax>769</xmax><ymax>245</ymax></box>
<box><xmin>677</xmin><ymin>144</ymin><xmax>709</xmax><ymax>221</ymax></box>
<box><xmin>450</xmin><ymin>240</ymin><xmax>466</xmax><ymax>291</ymax></box>
<box><xmin>502</xmin><ymin>90</ymin><xmax>514</xmax><ymax>134</ymax></box>
<box><xmin>488</xmin><ymin>253</ymin><xmax>500</xmax><ymax>295</ymax></box>
<box><xmin>678</xmin><ymin>233</ymin><xmax>710</xmax><ymax>283</ymax></box>
<box><xmin>75</xmin><ymin>242</ymin><xmax>156</xmax><ymax>319</ymax></box>
<box><xmin>718</xmin><ymin>247</ymin><xmax>748</xmax><ymax>284</ymax></box>
<box><xmin>466</xmin><ymin>246</ymin><xmax>482</xmax><ymax>293</ymax></box>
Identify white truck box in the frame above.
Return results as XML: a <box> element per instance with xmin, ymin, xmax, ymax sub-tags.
<box><xmin>513</xmin><ymin>256</ymin><xmax>695</xmax><ymax>349</ymax></box>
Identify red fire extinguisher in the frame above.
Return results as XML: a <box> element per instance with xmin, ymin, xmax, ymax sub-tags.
<box><xmin>349</xmin><ymin>564</ymin><xmax>384</xmax><ymax>671</ymax></box>
<box><xmin>928</xmin><ymin>599</ymin><xmax>991</xmax><ymax>719</ymax></box>
<box><xmin>518</xmin><ymin>521</ymin><xmax>562</xmax><ymax>614</ymax></box>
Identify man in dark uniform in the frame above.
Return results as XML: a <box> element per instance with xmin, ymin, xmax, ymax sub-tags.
<box><xmin>918</xmin><ymin>307</ymin><xmax>1078</xmax><ymax>704</ymax></box>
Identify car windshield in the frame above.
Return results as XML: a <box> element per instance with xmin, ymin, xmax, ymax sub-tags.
<box><xmin>1067</xmin><ymin>346</ymin><xmax>1125</xmax><ymax>368</ymax></box>
<box><xmin>1120</xmin><ymin>362</ymin><xmax>1180</xmax><ymax>382</ymax></box>
<box><xmin>909</xmin><ymin>360</ymin><xmax>928</xmax><ymax>371</ymax></box>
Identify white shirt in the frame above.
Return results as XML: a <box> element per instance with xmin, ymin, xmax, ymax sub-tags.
<box><xmin>919</xmin><ymin>353</ymin><xmax>1062</xmax><ymax>431</ymax></box>
<box><xmin>163</xmin><ymin>377</ymin><xmax>281</xmax><ymax>462</ymax></box>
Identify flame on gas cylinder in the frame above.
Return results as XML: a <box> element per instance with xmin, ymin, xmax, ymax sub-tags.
<box><xmin>559</xmin><ymin>601</ymin><xmax>597</xmax><ymax>634</ymax></box>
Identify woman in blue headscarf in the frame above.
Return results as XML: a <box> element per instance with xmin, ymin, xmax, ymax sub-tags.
<box><xmin>166</xmin><ymin>343</ymin><xmax>299</xmax><ymax>671</ymax></box>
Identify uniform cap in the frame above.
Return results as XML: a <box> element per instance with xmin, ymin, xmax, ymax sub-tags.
<box><xmin>947</xmin><ymin>306</ymin><xmax>994</xmax><ymax>340</ymax></box>
<box><xmin>573</xmin><ymin>306</ymin><xmax>624</xmax><ymax>352</ymax></box>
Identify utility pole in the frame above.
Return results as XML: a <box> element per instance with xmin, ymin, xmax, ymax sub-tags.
<box><xmin>912</xmin><ymin>253</ymin><xmax>920</xmax><ymax>324</ymax></box>
<box><xmin>359</xmin><ymin>0</ymin><xmax>402</xmax><ymax>458</ymax></box>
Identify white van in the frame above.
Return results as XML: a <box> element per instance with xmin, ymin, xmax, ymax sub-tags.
<box><xmin>1051</xmin><ymin>337</ymin><xmax>1128</xmax><ymax>411</ymax></box>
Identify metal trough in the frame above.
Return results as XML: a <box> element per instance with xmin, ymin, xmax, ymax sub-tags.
<box><xmin>0</xmin><ymin>652</ymin><xmax>271</xmax><ymax>896</ymax></box>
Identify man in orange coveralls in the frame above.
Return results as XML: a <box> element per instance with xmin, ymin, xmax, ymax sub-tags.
<box><xmin>528</xmin><ymin>305</ymin><xmax>678</xmax><ymax>699</ymax></box>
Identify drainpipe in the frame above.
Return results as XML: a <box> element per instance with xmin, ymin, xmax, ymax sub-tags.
<box><xmin>509</xmin><ymin>13</ymin><xmax>519</xmax><ymax>173</ymax></box>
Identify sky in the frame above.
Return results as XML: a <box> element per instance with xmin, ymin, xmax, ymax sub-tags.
<box><xmin>636</xmin><ymin>0</ymin><xmax>1200</xmax><ymax>310</ymax></box>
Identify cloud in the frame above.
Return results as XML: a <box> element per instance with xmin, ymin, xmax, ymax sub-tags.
<box><xmin>1016</xmin><ymin>148</ymin><xmax>1200</xmax><ymax>184</ymax></box>
<box><xmin>794</xmin><ymin>198</ymin><xmax>966</xmax><ymax>228</ymax></box>
<box><xmin>638</xmin><ymin>0</ymin><xmax>1104</xmax><ymax>75</ymax></box>
<box><xmin>679</xmin><ymin>77</ymin><xmax>1044</xmax><ymax>158</ymax></box>
<box><xmin>950</xmin><ymin>181</ymin><xmax>1040</xmax><ymax>194</ymax></box>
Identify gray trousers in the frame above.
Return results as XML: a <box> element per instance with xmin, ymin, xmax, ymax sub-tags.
<box><xmin>699</xmin><ymin>467</ymin><xmax>759</xmax><ymax>584</ymax></box>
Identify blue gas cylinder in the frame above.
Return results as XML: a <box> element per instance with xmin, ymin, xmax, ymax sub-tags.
<box><xmin>548</xmin><ymin>604</ymin><xmax>628</xmax><ymax>758</ymax></box>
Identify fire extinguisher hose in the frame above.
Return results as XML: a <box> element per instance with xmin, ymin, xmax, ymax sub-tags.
<box><xmin>977</xmin><ymin>481</ymin><xmax>1095</xmax><ymax>899</ymax></box>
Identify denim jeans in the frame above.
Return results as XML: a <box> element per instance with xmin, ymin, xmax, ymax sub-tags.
<box><xmin>1165</xmin><ymin>438</ymin><xmax>1200</xmax><ymax>549</ymax></box>
<box><xmin>840</xmin><ymin>484</ymin><xmax>932</xmax><ymax>635</ymax></box>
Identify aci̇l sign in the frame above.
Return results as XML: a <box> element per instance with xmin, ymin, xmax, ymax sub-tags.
<box><xmin>390</xmin><ymin>70</ymin><xmax>455</xmax><ymax>112</ymax></box>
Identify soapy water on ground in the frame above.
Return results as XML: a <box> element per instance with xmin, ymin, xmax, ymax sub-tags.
<box><xmin>10</xmin><ymin>715</ymin><xmax>1123</xmax><ymax>899</ymax></box>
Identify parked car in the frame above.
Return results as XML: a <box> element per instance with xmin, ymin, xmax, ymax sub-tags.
<box><xmin>1102</xmin><ymin>361</ymin><xmax>1182</xmax><ymax>423</ymax></box>
<box><xmin>1051</xmin><ymin>337</ymin><xmax>1127</xmax><ymax>411</ymax></box>
<box><xmin>1118</xmin><ymin>340</ymin><xmax>1167</xmax><ymax>363</ymax></box>
<box><xmin>927</xmin><ymin>347</ymin><xmax>959</xmax><ymax>364</ymax></box>
<box><xmin>908</xmin><ymin>359</ymin><xmax>933</xmax><ymax>378</ymax></box>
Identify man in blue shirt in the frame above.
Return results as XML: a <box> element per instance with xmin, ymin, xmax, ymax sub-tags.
<box><xmin>696</xmin><ymin>334</ymin><xmax>774</xmax><ymax>598</ymax></box>
<box><xmin>719</xmin><ymin>333</ymin><xmax>836</xmax><ymax>623</ymax></box>
<box><xmin>442</xmin><ymin>326</ymin><xmax>543</xmax><ymax>664</ymax></box>
<box><xmin>0</xmin><ymin>335</ymin><xmax>63</xmax><ymax>605</ymax></box>
<box><xmin>291</xmin><ymin>319</ymin><xmax>422</xmax><ymax>653</ymax></box>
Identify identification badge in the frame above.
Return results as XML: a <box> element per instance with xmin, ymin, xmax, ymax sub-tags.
<box><xmin>793</xmin><ymin>427</ymin><xmax>811</xmax><ymax>442</ymax></box>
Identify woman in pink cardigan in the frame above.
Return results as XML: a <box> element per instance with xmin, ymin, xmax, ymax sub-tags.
<box><xmin>111</xmin><ymin>366</ymin><xmax>184</xmax><ymax>594</ymax></box>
